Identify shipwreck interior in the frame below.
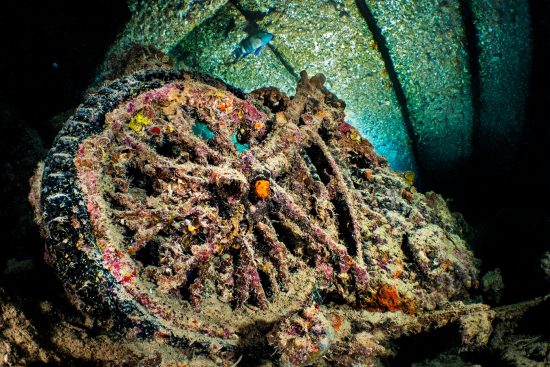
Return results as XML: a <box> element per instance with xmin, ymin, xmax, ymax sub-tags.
<box><xmin>0</xmin><ymin>0</ymin><xmax>549</xmax><ymax>365</ymax></box>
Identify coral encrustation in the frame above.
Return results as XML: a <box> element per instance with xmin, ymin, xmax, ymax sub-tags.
<box><xmin>30</xmin><ymin>69</ymin><xmax>482</xmax><ymax>366</ymax></box>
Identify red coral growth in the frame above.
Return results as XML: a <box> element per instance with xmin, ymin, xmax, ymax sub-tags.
<box><xmin>377</xmin><ymin>284</ymin><xmax>400</xmax><ymax>312</ymax></box>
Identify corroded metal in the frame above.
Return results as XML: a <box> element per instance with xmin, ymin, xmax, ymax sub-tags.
<box><xmin>30</xmin><ymin>69</ymin><xmax>483</xmax><ymax>365</ymax></box>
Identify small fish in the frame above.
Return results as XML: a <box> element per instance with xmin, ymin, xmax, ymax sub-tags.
<box><xmin>403</xmin><ymin>171</ymin><xmax>415</xmax><ymax>186</ymax></box>
<box><xmin>234</xmin><ymin>31</ymin><xmax>273</xmax><ymax>60</ymax></box>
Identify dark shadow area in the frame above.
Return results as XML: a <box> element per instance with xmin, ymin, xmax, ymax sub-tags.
<box><xmin>0</xmin><ymin>0</ymin><xmax>129</xmax><ymax>137</ymax></box>
<box><xmin>457</xmin><ymin>0</ymin><xmax>550</xmax><ymax>304</ymax></box>
<box><xmin>0</xmin><ymin>0</ymin><xmax>128</xmax><ymax>267</ymax></box>
<box><xmin>382</xmin><ymin>323</ymin><xmax>460</xmax><ymax>366</ymax></box>
<box><xmin>0</xmin><ymin>1</ymin><xmax>129</xmax><ymax>361</ymax></box>
<box><xmin>517</xmin><ymin>298</ymin><xmax>550</xmax><ymax>337</ymax></box>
